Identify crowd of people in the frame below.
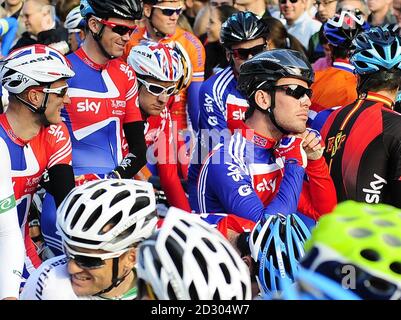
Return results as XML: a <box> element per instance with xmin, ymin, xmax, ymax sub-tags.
<box><xmin>0</xmin><ymin>0</ymin><xmax>401</xmax><ymax>301</ymax></box>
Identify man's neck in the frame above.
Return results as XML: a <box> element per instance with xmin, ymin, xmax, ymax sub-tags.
<box><xmin>100</xmin><ymin>270</ymin><xmax>136</xmax><ymax>299</ymax></box>
<box><xmin>145</xmin><ymin>19</ymin><xmax>167</xmax><ymax>41</ymax></box>
<box><xmin>370</xmin><ymin>7</ymin><xmax>389</xmax><ymax>26</ymax></box>
<box><xmin>286</xmin><ymin>11</ymin><xmax>304</xmax><ymax>26</ymax></box>
<box><xmin>82</xmin><ymin>36</ymin><xmax>110</xmax><ymax>66</ymax></box>
<box><xmin>374</xmin><ymin>89</ymin><xmax>397</xmax><ymax>103</ymax></box>
<box><xmin>245</xmin><ymin>110</ymin><xmax>283</xmax><ymax>142</ymax></box>
<box><xmin>5</xmin><ymin>103</ymin><xmax>42</xmax><ymax>141</ymax></box>
<box><xmin>5</xmin><ymin>2</ymin><xmax>23</xmax><ymax>15</ymax></box>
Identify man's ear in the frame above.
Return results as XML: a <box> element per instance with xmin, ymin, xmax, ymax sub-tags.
<box><xmin>143</xmin><ymin>4</ymin><xmax>153</xmax><ymax>18</ymax></box>
<box><xmin>26</xmin><ymin>88</ymin><xmax>41</xmax><ymax>107</ymax></box>
<box><xmin>254</xmin><ymin>89</ymin><xmax>271</xmax><ymax>111</ymax></box>
<box><xmin>124</xmin><ymin>248</ymin><xmax>137</xmax><ymax>269</ymax></box>
<box><xmin>242</xmin><ymin>255</ymin><xmax>253</xmax><ymax>269</ymax></box>
<box><xmin>87</xmin><ymin>16</ymin><xmax>100</xmax><ymax>34</ymax></box>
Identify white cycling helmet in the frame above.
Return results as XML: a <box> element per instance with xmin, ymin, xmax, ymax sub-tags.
<box><xmin>64</xmin><ymin>6</ymin><xmax>86</xmax><ymax>33</ymax></box>
<box><xmin>56</xmin><ymin>179</ymin><xmax>158</xmax><ymax>252</ymax></box>
<box><xmin>0</xmin><ymin>44</ymin><xmax>75</xmax><ymax>95</ymax></box>
<box><xmin>127</xmin><ymin>41</ymin><xmax>183</xmax><ymax>82</ymax></box>
<box><xmin>136</xmin><ymin>207</ymin><xmax>252</xmax><ymax>300</ymax></box>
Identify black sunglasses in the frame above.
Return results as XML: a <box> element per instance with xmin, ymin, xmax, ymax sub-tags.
<box><xmin>279</xmin><ymin>0</ymin><xmax>298</xmax><ymax>4</ymax></box>
<box><xmin>274</xmin><ymin>84</ymin><xmax>313</xmax><ymax>100</ymax></box>
<box><xmin>153</xmin><ymin>5</ymin><xmax>184</xmax><ymax>17</ymax></box>
<box><xmin>96</xmin><ymin>17</ymin><xmax>137</xmax><ymax>36</ymax></box>
<box><xmin>65</xmin><ymin>251</ymin><xmax>106</xmax><ymax>270</ymax></box>
<box><xmin>231</xmin><ymin>44</ymin><xmax>267</xmax><ymax>60</ymax></box>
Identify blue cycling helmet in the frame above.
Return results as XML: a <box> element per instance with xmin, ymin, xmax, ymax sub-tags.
<box><xmin>249</xmin><ymin>214</ymin><xmax>311</xmax><ymax>297</ymax></box>
<box><xmin>323</xmin><ymin>10</ymin><xmax>369</xmax><ymax>48</ymax></box>
<box><xmin>278</xmin><ymin>267</ymin><xmax>361</xmax><ymax>300</ymax></box>
<box><xmin>351</xmin><ymin>26</ymin><xmax>401</xmax><ymax>75</ymax></box>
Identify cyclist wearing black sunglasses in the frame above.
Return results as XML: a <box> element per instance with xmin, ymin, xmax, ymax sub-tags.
<box><xmin>21</xmin><ymin>179</ymin><xmax>158</xmax><ymax>300</ymax></box>
<box><xmin>0</xmin><ymin>44</ymin><xmax>76</xmax><ymax>299</ymax></box>
<box><xmin>191</xmin><ymin>49</ymin><xmax>336</xmax><ymax>226</ymax></box>
<box><xmin>39</xmin><ymin>0</ymin><xmax>149</xmax><ymax>258</ymax></box>
<box><xmin>127</xmin><ymin>41</ymin><xmax>192</xmax><ymax>213</ymax></box>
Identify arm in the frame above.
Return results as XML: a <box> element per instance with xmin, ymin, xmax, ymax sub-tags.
<box><xmin>112</xmin><ymin>121</ymin><xmax>147</xmax><ymax>179</ymax></box>
<box><xmin>47</xmin><ymin>164</ymin><xmax>75</xmax><ymax>207</ymax></box>
<box><xmin>0</xmin><ymin>138</ymin><xmax>24</xmax><ymax>300</ymax></box>
<box><xmin>0</xmin><ymin>17</ymin><xmax>18</xmax><ymax>57</ymax></box>
<box><xmin>187</xmin><ymin>81</ymin><xmax>202</xmax><ymax>132</ymax></box>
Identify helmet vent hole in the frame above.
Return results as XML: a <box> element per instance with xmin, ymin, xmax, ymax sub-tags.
<box><xmin>219</xmin><ymin>263</ymin><xmax>231</xmax><ymax>284</ymax></box>
<box><xmin>70</xmin><ymin>203</ymin><xmax>86</xmax><ymax>229</ymax></box>
<box><xmin>222</xmin><ymin>243</ymin><xmax>239</xmax><ymax>269</ymax></box>
<box><xmin>90</xmin><ymin>188</ymin><xmax>107</xmax><ymax>200</ymax></box>
<box><xmin>193</xmin><ymin>247</ymin><xmax>209</xmax><ymax>282</ymax></box>
<box><xmin>8</xmin><ymin>80</ymin><xmax>22</xmax><ymax>88</ymax></box>
<box><xmin>172</xmin><ymin>226</ymin><xmax>187</xmax><ymax>242</ymax></box>
<box><xmin>167</xmin><ymin>282</ymin><xmax>178</xmax><ymax>299</ymax></box>
<box><xmin>354</xmin><ymin>61</ymin><xmax>369</xmax><ymax>69</ymax></box>
<box><xmin>348</xmin><ymin>228</ymin><xmax>372</xmax><ymax>238</ymax></box>
<box><xmin>374</xmin><ymin>219</ymin><xmax>395</xmax><ymax>227</ymax></box>
<box><xmin>382</xmin><ymin>234</ymin><xmax>401</xmax><ymax>247</ymax></box>
<box><xmin>166</xmin><ymin>237</ymin><xmax>184</xmax><ymax>277</ymax></box>
<box><xmin>241</xmin><ymin>282</ymin><xmax>247</xmax><ymax>299</ymax></box>
<box><xmin>65</xmin><ymin>194</ymin><xmax>82</xmax><ymax>220</ymax></box>
<box><xmin>361</xmin><ymin>50</ymin><xmax>373</xmax><ymax>59</ymax></box>
<box><xmin>110</xmin><ymin>190</ymin><xmax>130</xmax><ymax>207</ymax></box>
<box><xmin>390</xmin><ymin>262</ymin><xmax>401</xmax><ymax>275</ymax></box>
<box><xmin>337</xmin><ymin>216</ymin><xmax>358</xmax><ymax>222</ymax></box>
<box><xmin>99</xmin><ymin>210</ymin><xmax>122</xmax><ymax>235</ymax></box>
<box><xmin>391</xmin><ymin>42</ymin><xmax>398</xmax><ymax>58</ymax></box>
<box><xmin>82</xmin><ymin>205</ymin><xmax>102</xmax><ymax>231</ymax></box>
<box><xmin>367</xmin><ymin>276</ymin><xmax>394</xmax><ymax>295</ymax></box>
<box><xmin>373</xmin><ymin>43</ymin><xmax>386</xmax><ymax>59</ymax></box>
<box><xmin>129</xmin><ymin>196</ymin><xmax>150</xmax><ymax>216</ymax></box>
<box><xmin>202</xmin><ymin>237</ymin><xmax>217</xmax><ymax>253</ymax></box>
<box><xmin>213</xmin><ymin>289</ymin><xmax>220</xmax><ymax>300</ymax></box>
<box><xmin>360</xmin><ymin>249</ymin><xmax>380</xmax><ymax>262</ymax></box>
<box><xmin>188</xmin><ymin>282</ymin><xmax>198</xmax><ymax>300</ymax></box>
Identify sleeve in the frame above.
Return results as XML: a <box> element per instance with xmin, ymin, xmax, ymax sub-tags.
<box><xmin>46</xmin><ymin>123</ymin><xmax>72</xmax><ymax>168</ymax></box>
<box><xmin>298</xmin><ymin>157</ymin><xmax>337</xmax><ymax>220</ymax></box>
<box><xmin>187</xmin><ymin>81</ymin><xmax>202</xmax><ymax>132</ymax></box>
<box><xmin>0</xmin><ymin>138</ymin><xmax>25</xmax><ymax>300</ymax></box>
<box><xmin>123</xmin><ymin>65</ymin><xmax>143</xmax><ymax>124</ymax></box>
<box><xmin>0</xmin><ymin>17</ymin><xmax>18</xmax><ymax>56</ymax></box>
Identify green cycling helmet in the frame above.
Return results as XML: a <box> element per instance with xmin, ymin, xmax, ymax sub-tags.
<box><xmin>302</xmin><ymin>201</ymin><xmax>401</xmax><ymax>300</ymax></box>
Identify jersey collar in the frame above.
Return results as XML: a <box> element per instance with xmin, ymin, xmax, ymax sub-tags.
<box><xmin>75</xmin><ymin>47</ymin><xmax>107</xmax><ymax>70</ymax></box>
<box><xmin>236</xmin><ymin>121</ymin><xmax>277</xmax><ymax>149</ymax></box>
<box><xmin>363</xmin><ymin>91</ymin><xmax>394</xmax><ymax>109</ymax></box>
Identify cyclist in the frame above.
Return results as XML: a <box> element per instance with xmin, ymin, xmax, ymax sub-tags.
<box><xmin>0</xmin><ymin>44</ymin><xmax>75</xmax><ymax>299</ymax></box>
<box><xmin>127</xmin><ymin>41</ymin><xmax>191</xmax><ymax>211</ymax></box>
<box><xmin>21</xmin><ymin>179</ymin><xmax>158</xmax><ymax>300</ymax></box>
<box><xmin>321</xmin><ymin>26</ymin><xmax>401</xmax><ymax>207</ymax></box>
<box><xmin>299</xmin><ymin>200</ymin><xmax>401</xmax><ymax>300</ymax></box>
<box><xmin>309</xmin><ymin>10</ymin><xmax>369</xmax><ymax>128</ymax></box>
<box><xmin>188</xmin><ymin>11</ymin><xmax>269</xmax><ymax>210</ymax></box>
<box><xmin>40</xmin><ymin>0</ymin><xmax>147</xmax><ymax>256</ymax></box>
<box><xmin>192</xmin><ymin>49</ymin><xmax>337</xmax><ymax>221</ymax></box>
<box><xmin>136</xmin><ymin>207</ymin><xmax>252</xmax><ymax>300</ymax></box>
<box><xmin>64</xmin><ymin>6</ymin><xmax>86</xmax><ymax>52</ymax></box>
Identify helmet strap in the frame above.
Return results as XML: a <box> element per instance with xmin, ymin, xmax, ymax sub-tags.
<box><xmin>92</xmin><ymin>24</ymin><xmax>115</xmax><ymax>60</ymax></box>
<box><xmin>95</xmin><ymin>257</ymin><xmax>132</xmax><ymax>296</ymax></box>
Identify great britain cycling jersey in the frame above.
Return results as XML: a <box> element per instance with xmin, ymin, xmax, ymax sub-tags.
<box><xmin>20</xmin><ymin>256</ymin><xmax>138</xmax><ymax>300</ymax></box>
<box><xmin>190</xmin><ymin>122</ymin><xmax>337</xmax><ymax>222</ymax></box>
<box><xmin>62</xmin><ymin>47</ymin><xmax>142</xmax><ymax>176</ymax></box>
<box><xmin>321</xmin><ymin>92</ymin><xmax>401</xmax><ymax>207</ymax></box>
<box><xmin>0</xmin><ymin>114</ymin><xmax>72</xmax><ymax>277</ymax></box>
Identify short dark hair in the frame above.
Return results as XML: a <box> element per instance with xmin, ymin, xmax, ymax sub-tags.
<box><xmin>358</xmin><ymin>69</ymin><xmax>401</xmax><ymax>94</ymax></box>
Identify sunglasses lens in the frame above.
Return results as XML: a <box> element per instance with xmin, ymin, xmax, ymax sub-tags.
<box><xmin>148</xmin><ymin>84</ymin><xmax>165</xmax><ymax>95</ymax></box>
<box><xmin>71</xmin><ymin>255</ymin><xmax>105</xmax><ymax>269</ymax></box>
<box><xmin>59</xmin><ymin>87</ymin><xmax>68</xmax><ymax>97</ymax></box>
<box><xmin>161</xmin><ymin>8</ymin><xmax>182</xmax><ymax>16</ymax></box>
<box><xmin>112</xmin><ymin>25</ymin><xmax>134</xmax><ymax>36</ymax></box>
<box><xmin>287</xmin><ymin>86</ymin><xmax>312</xmax><ymax>99</ymax></box>
<box><xmin>166</xmin><ymin>86</ymin><xmax>176</xmax><ymax>96</ymax></box>
<box><xmin>233</xmin><ymin>44</ymin><xmax>266</xmax><ymax>60</ymax></box>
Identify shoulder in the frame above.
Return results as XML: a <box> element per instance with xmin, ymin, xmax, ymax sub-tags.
<box><xmin>201</xmin><ymin>67</ymin><xmax>234</xmax><ymax>94</ymax></box>
<box><xmin>21</xmin><ymin>256</ymin><xmax>77</xmax><ymax>300</ymax></box>
<box><xmin>109</xmin><ymin>59</ymin><xmax>137</xmax><ymax>83</ymax></box>
<box><xmin>44</xmin><ymin>123</ymin><xmax>71</xmax><ymax>145</ymax></box>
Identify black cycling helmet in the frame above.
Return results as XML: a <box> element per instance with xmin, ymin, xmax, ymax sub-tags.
<box><xmin>237</xmin><ymin>49</ymin><xmax>313</xmax><ymax>134</ymax></box>
<box><xmin>80</xmin><ymin>0</ymin><xmax>143</xmax><ymax>20</ymax></box>
<box><xmin>220</xmin><ymin>11</ymin><xmax>268</xmax><ymax>49</ymax></box>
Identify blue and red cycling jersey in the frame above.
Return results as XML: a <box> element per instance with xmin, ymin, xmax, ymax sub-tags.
<box><xmin>189</xmin><ymin>122</ymin><xmax>337</xmax><ymax>222</ymax></box>
<box><xmin>62</xmin><ymin>47</ymin><xmax>142</xmax><ymax>176</ymax></box>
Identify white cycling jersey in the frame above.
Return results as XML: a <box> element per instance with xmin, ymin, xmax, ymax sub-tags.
<box><xmin>0</xmin><ymin>138</ymin><xmax>25</xmax><ymax>299</ymax></box>
<box><xmin>20</xmin><ymin>256</ymin><xmax>138</xmax><ymax>300</ymax></box>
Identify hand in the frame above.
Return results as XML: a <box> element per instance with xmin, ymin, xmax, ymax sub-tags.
<box><xmin>301</xmin><ymin>128</ymin><xmax>324</xmax><ymax>160</ymax></box>
<box><xmin>105</xmin><ymin>170</ymin><xmax>121</xmax><ymax>179</ymax></box>
<box><xmin>275</xmin><ymin>135</ymin><xmax>307</xmax><ymax>168</ymax></box>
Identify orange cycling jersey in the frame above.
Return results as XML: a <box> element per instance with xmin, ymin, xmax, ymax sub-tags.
<box><xmin>123</xmin><ymin>26</ymin><xmax>205</xmax><ymax>128</ymax></box>
<box><xmin>310</xmin><ymin>59</ymin><xmax>357</xmax><ymax>114</ymax></box>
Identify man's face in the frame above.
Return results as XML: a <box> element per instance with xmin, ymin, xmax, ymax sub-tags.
<box><xmin>271</xmin><ymin>77</ymin><xmax>311</xmax><ymax>134</ymax></box>
<box><xmin>210</xmin><ymin>0</ymin><xmax>233</xmax><ymax>7</ymax></box>
<box><xmin>316</xmin><ymin>0</ymin><xmax>338</xmax><ymax>22</ymax></box>
<box><xmin>279</xmin><ymin>0</ymin><xmax>307</xmax><ymax>24</ymax></box>
<box><xmin>146</xmin><ymin>1</ymin><xmax>184</xmax><ymax>36</ymax></box>
<box><xmin>92</xmin><ymin>16</ymin><xmax>137</xmax><ymax>58</ymax></box>
<box><xmin>367</xmin><ymin>0</ymin><xmax>391</xmax><ymax>13</ymax></box>
<box><xmin>228</xmin><ymin>37</ymin><xmax>267</xmax><ymax>74</ymax></box>
<box><xmin>22</xmin><ymin>1</ymin><xmax>47</xmax><ymax>35</ymax></box>
<box><xmin>233</xmin><ymin>0</ymin><xmax>252</xmax><ymax>11</ymax></box>
<box><xmin>394</xmin><ymin>0</ymin><xmax>401</xmax><ymax>25</ymax></box>
<box><xmin>207</xmin><ymin>6</ymin><xmax>222</xmax><ymax>42</ymax></box>
<box><xmin>68</xmin><ymin>31</ymin><xmax>84</xmax><ymax>53</ymax></box>
<box><xmin>67</xmin><ymin>246</ymin><xmax>133</xmax><ymax>297</ymax></box>
<box><xmin>36</xmin><ymin>79</ymin><xmax>70</xmax><ymax>125</ymax></box>
<box><xmin>337</xmin><ymin>0</ymin><xmax>367</xmax><ymax>19</ymax></box>
<box><xmin>139</xmin><ymin>78</ymin><xmax>176</xmax><ymax>116</ymax></box>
